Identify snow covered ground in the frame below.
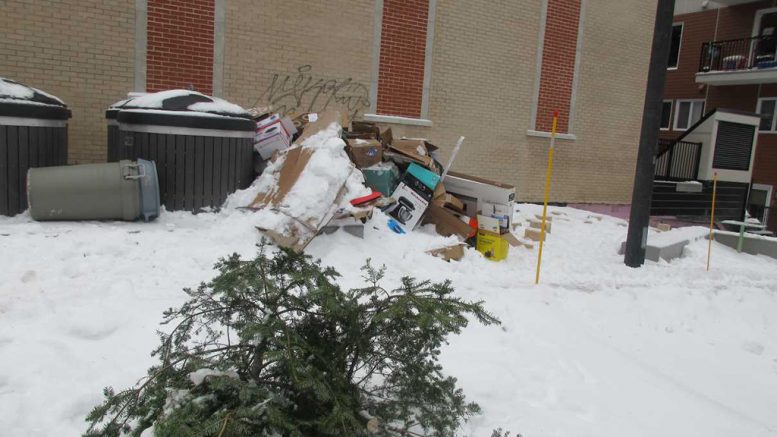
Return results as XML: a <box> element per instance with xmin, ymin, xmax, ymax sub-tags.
<box><xmin>1</xmin><ymin>201</ymin><xmax>776</xmax><ymax>436</ymax></box>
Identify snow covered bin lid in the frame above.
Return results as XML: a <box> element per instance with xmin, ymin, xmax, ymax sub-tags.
<box><xmin>115</xmin><ymin>89</ymin><xmax>255</xmax><ymax>132</ymax></box>
<box><xmin>105</xmin><ymin>97</ymin><xmax>134</xmax><ymax>121</ymax></box>
<box><xmin>0</xmin><ymin>77</ymin><xmax>71</xmax><ymax>120</ymax></box>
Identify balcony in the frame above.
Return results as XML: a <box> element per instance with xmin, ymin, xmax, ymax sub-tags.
<box><xmin>696</xmin><ymin>36</ymin><xmax>777</xmax><ymax>86</ymax></box>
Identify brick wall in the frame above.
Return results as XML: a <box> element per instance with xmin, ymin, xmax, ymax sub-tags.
<box><xmin>535</xmin><ymin>0</ymin><xmax>582</xmax><ymax>134</ymax></box>
<box><xmin>0</xmin><ymin>0</ymin><xmax>135</xmax><ymax>163</ymax></box>
<box><xmin>147</xmin><ymin>0</ymin><xmax>215</xmax><ymax>94</ymax></box>
<box><xmin>222</xmin><ymin>0</ymin><xmax>374</xmax><ymax>121</ymax></box>
<box><xmin>375</xmin><ymin>0</ymin><xmax>429</xmax><ymax>118</ymax></box>
<box><xmin>368</xmin><ymin>0</ymin><xmax>654</xmax><ymax>203</ymax></box>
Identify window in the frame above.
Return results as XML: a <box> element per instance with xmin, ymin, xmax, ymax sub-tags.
<box><xmin>668</xmin><ymin>23</ymin><xmax>683</xmax><ymax>69</ymax></box>
<box><xmin>674</xmin><ymin>99</ymin><xmax>704</xmax><ymax>131</ymax></box>
<box><xmin>660</xmin><ymin>100</ymin><xmax>672</xmax><ymax>130</ymax></box>
<box><xmin>757</xmin><ymin>97</ymin><xmax>777</xmax><ymax>132</ymax></box>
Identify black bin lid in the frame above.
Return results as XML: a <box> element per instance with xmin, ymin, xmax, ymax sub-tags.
<box><xmin>115</xmin><ymin>90</ymin><xmax>254</xmax><ymax>131</ymax></box>
<box><xmin>0</xmin><ymin>77</ymin><xmax>71</xmax><ymax>120</ymax></box>
<box><xmin>105</xmin><ymin>97</ymin><xmax>134</xmax><ymax>120</ymax></box>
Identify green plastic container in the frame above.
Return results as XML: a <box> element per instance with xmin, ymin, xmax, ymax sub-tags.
<box><xmin>361</xmin><ymin>162</ymin><xmax>399</xmax><ymax>197</ymax></box>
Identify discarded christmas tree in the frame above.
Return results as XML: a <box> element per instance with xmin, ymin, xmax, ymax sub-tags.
<box><xmin>84</xmin><ymin>244</ymin><xmax>499</xmax><ymax>437</ymax></box>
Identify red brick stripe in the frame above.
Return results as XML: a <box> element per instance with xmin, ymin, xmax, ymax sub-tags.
<box><xmin>147</xmin><ymin>0</ymin><xmax>215</xmax><ymax>94</ymax></box>
<box><xmin>535</xmin><ymin>0</ymin><xmax>581</xmax><ymax>133</ymax></box>
<box><xmin>376</xmin><ymin>0</ymin><xmax>428</xmax><ymax>118</ymax></box>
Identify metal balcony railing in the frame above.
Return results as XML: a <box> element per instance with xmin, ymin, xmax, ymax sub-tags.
<box><xmin>655</xmin><ymin>139</ymin><xmax>702</xmax><ymax>181</ymax></box>
<box><xmin>699</xmin><ymin>35</ymin><xmax>777</xmax><ymax>72</ymax></box>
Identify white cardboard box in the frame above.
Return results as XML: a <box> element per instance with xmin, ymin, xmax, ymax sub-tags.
<box><xmin>443</xmin><ymin>171</ymin><xmax>515</xmax><ymax>218</ymax></box>
<box><xmin>254</xmin><ymin>124</ymin><xmax>291</xmax><ymax>160</ymax></box>
<box><xmin>387</xmin><ymin>182</ymin><xmax>430</xmax><ymax>233</ymax></box>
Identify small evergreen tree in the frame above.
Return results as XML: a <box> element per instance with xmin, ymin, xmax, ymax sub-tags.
<box><xmin>84</xmin><ymin>244</ymin><xmax>499</xmax><ymax>437</ymax></box>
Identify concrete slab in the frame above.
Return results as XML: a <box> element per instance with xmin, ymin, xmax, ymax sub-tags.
<box><xmin>711</xmin><ymin>231</ymin><xmax>777</xmax><ymax>260</ymax></box>
<box><xmin>618</xmin><ymin>226</ymin><xmax>709</xmax><ymax>263</ymax></box>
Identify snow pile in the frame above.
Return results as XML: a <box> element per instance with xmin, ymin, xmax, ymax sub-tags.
<box><xmin>187</xmin><ymin>97</ymin><xmax>248</xmax><ymax>116</ymax></box>
<box><xmin>123</xmin><ymin>89</ymin><xmax>249</xmax><ymax>117</ymax></box>
<box><xmin>0</xmin><ymin>78</ymin><xmax>35</xmax><ymax>99</ymax></box>
<box><xmin>1</xmin><ymin>203</ymin><xmax>777</xmax><ymax>436</ymax></box>
<box><xmin>239</xmin><ymin>120</ymin><xmax>370</xmax><ymax>247</ymax></box>
<box><xmin>0</xmin><ymin>77</ymin><xmax>65</xmax><ymax>106</ymax></box>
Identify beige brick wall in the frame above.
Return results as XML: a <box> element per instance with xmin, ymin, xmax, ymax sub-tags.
<box><xmin>0</xmin><ymin>0</ymin><xmax>135</xmax><ymax>164</ymax></box>
<box><xmin>223</xmin><ymin>0</ymin><xmax>655</xmax><ymax>204</ymax></box>
<box><xmin>222</xmin><ymin>0</ymin><xmax>374</xmax><ymax>121</ymax></box>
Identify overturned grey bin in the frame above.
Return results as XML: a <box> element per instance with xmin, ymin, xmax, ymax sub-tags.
<box><xmin>27</xmin><ymin>159</ymin><xmax>160</xmax><ymax>221</ymax></box>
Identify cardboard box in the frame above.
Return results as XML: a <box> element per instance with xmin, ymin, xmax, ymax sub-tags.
<box><xmin>346</xmin><ymin>139</ymin><xmax>383</xmax><ymax>168</ymax></box>
<box><xmin>426</xmin><ymin>243</ymin><xmax>466</xmax><ymax>262</ymax></box>
<box><xmin>477</xmin><ymin>230</ymin><xmax>509</xmax><ymax>261</ymax></box>
<box><xmin>433</xmin><ymin>193</ymin><xmax>465</xmax><ymax>213</ymax></box>
<box><xmin>388</xmin><ymin>139</ymin><xmax>438</xmax><ymax>171</ymax></box>
<box><xmin>387</xmin><ymin>163</ymin><xmax>440</xmax><ymax>233</ymax></box>
<box><xmin>254</xmin><ymin>124</ymin><xmax>292</xmax><ymax>160</ymax></box>
<box><xmin>443</xmin><ymin>171</ymin><xmax>515</xmax><ymax>218</ymax></box>
<box><xmin>482</xmin><ymin>201</ymin><xmax>511</xmax><ymax>232</ymax></box>
<box><xmin>477</xmin><ymin>214</ymin><xmax>501</xmax><ymax>234</ymax></box>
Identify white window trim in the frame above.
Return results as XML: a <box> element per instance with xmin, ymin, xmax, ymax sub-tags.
<box><xmin>756</xmin><ymin>97</ymin><xmax>777</xmax><ymax>133</ymax></box>
<box><xmin>660</xmin><ymin>100</ymin><xmax>673</xmax><ymax>131</ymax></box>
<box><xmin>751</xmin><ymin>7</ymin><xmax>777</xmax><ymax>38</ymax></box>
<box><xmin>667</xmin><ymin>22</ymin><xmax>684</xmax><ymax>70</ymax></box>
<box><xmin>673</xmin><ymin>99</ymin><xmax>705</xmax><ymax>131</ymax></box>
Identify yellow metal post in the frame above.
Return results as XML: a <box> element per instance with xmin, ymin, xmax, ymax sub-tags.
<box><xmin>706</xmin><ymin>173</ymin><xmax>718</xmax><ymax>271</ymax></box>
<box><xmin>535</xmin><ymin>112</ymin><xmax>558</xmax><ymax>285</ymax></box>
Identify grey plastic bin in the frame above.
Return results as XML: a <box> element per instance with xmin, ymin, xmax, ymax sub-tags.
<box><xmin>113</xmin><ymin>90</ymin><xmax>255</xmax><ymax>212</ymax></box>
<box><xmin>0</xmin><ymin>77</ymin><xmax>71</xmax><ymax>216</ymax></box>
<box><xmin>27</xmin><ymin>159</ymin><xmax>160</xmax><ymax>221</ymax></box>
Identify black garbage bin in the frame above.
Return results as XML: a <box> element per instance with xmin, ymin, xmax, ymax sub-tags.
<box><xmin>106</xmin><ymin>97</ymin><xmax>133</xmax><ymax>163</ymax></box>
<box><xmin>0</xmin><ymin>77</ymin><xmax>71</xmax><ymax>216</ymax></box>
<box><xmin>114</xmin><ymin>90</ymin><xmax>255</xmax><ymax>212</ymax></box>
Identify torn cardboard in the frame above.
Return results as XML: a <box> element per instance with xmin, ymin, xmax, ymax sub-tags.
<box><xmin>387</xmin><ymin>139</ymin><xmax>439</xmax><ymax>171</ymax></box>
<box><xmin>423</xmin><ymin>204</ymin><xmax>472</xmax><ymax>240</ymax></box>
<box><xmin>426</xmin><ymin>243</ymin><xmax>466</xmax><ymax>262</ymax></box>
<box><xmin>249</xmin><ymin>110</ymin><xmax>358</xmax><ymax>252</ymax></box>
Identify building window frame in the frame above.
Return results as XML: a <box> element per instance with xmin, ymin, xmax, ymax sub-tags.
<box><xmin>673</xmin><ymin>99</ymin><xmax>705</xmax><ymax>131</ymax></box>
<box><xmin>667</xmin><ymin>22</ymin><xmax>683</xmax><ymax>70</ymax></box>
<box><xmin>660</xmin><ymin>100</ymin><xmax>673</xmax><ymax>131</ymax></box>
<box><xmin>756</xmin><ymin>97</ymin><xmax>777</xmax><ymax>133</ymax></box>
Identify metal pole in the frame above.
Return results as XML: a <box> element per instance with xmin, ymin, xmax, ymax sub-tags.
<box><xmin>707</xmin><ymin>173</ymin><xmax>717</xmax><ymax>271</ymax></box>
<box><xmin>624</xmin><ymin>0</ymin><xmax>676</xmax><ymax>267</ymax></box>
<box><xmin>535</xmin><ymin>111</ymin><xmax>558</xmax><ymax>285</ymax></box>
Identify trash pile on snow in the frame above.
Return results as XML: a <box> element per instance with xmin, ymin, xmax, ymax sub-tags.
<box><xmin>238</xmin><ymin>108</ymin><xmax>540</xmax><ymax>261</ymax></box>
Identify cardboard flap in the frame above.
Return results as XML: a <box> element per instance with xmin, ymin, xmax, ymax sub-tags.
<box><xmin>423</xmin><ymin>204</ymin><xmax>472</xmax><ymax>239</ymax></box>
<box><xmin>250</xmin><ymin>147</ymin><xmax>313</xmax><ymax>208</ymax></box>
<box><xmin>296</xmin><ymin>110</ymin><xmax>344</xmax><ymax>143</ymax></box>
<box><xmin>389</xmin><ymin>139</ymin><xmax>437</xmax><ymax>170</ymax></box>
<box><xmin>426</xmin><ymin>243</ymin><xmax>466</xmax><ymax>261</ymax></box>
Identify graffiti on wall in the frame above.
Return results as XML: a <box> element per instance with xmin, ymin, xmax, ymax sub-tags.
<box><xmin>254</xmin><ymin>65</ymin><xmax>370</xmax><ymax>120</ymax></box>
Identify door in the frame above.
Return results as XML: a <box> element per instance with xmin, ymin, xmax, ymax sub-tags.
<box><xmin>752</xmin><ymin>8</ymin><xmax>777</xmax><ymax>66</ymax></box>
<box><xmin>748</xmin><ymin>184</ymin><xmax>773</xmax><ymax>226</ymax></box>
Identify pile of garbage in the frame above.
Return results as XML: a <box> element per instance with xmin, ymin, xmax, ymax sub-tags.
<box><xmin>244</xmin><ymin>108</ymin><xmax>525</xmax><ymax>261</ymax></box>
